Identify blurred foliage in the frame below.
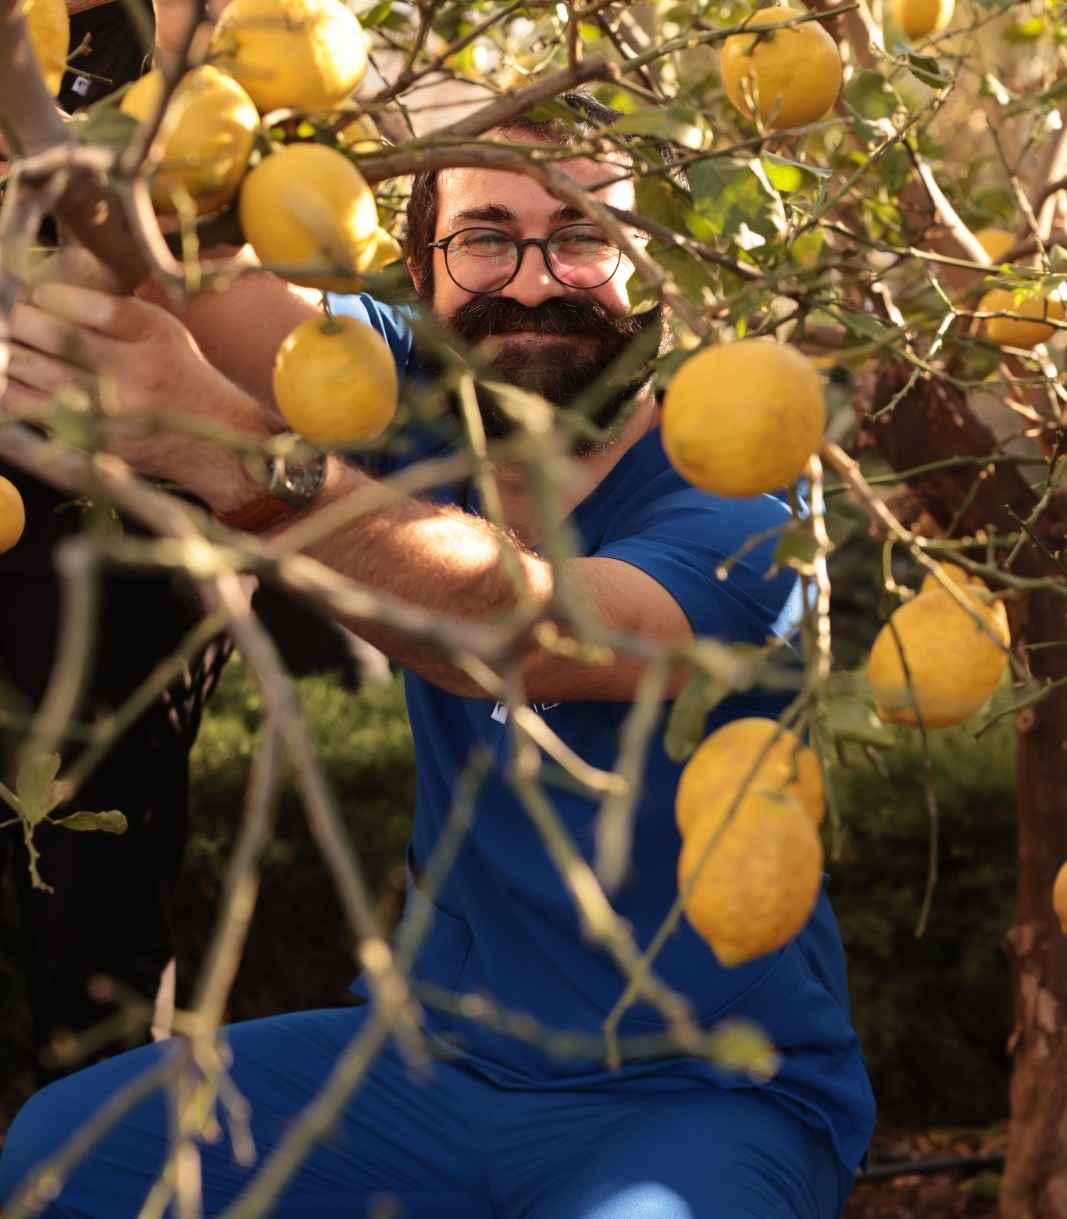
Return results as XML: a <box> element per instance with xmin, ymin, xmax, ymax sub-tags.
<box><xmin>1</xmin><ymin>656</ymin><xmax>1016</xmax><ymax>1130</ymax></box>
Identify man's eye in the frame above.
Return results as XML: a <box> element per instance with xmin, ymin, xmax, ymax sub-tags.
<box><xmin>457</xmin><ymin>231</ymin><xmax>510</xmax><ymax>251</ymax></box>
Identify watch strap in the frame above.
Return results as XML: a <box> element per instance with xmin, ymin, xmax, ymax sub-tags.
<box><xmin>216</xmin><ymin>492</ymin><xmax>301</xmax><ymax>534</ymax></box>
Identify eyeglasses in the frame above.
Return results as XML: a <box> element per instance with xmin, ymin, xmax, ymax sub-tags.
<box><xmin>429</xmin><ymin>225</ymin><xmax>626</xmax><ymax>295</ymax></box>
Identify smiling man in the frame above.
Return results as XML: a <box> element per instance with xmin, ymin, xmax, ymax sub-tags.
<box><xmin>0</xmin><ymin>94</ymin><xmax>875</xmax><ymax>1218</ymax></box>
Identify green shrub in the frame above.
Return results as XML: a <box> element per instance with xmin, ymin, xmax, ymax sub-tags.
<box><xmin>1</xmin><ymin>657</ymin><xmax>1018</xmax><ymax>1133</ymax></box>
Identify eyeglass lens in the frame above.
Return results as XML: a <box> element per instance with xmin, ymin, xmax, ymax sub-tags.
<box><xmin>445</xmin><ymin>227</ymin><xmax>623</xmax><ymax>293</ymax></box>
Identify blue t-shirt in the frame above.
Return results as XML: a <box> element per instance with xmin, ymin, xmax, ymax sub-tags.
<box><xmin>329</xmin><ymin>293</ymin><xmax>875</xmax><ymax>1174</ymax></box>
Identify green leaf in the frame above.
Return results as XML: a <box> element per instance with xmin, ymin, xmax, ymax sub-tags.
<box><xmin>71</xmin><ymin>106</ymin><xmax>140</xmax><ymax>153</ymax></box>
<box><xmin>53</xmin><ymin>810</ymin><xmax>128</xmax><ymax>834</ymax></box>
<box><xmin>612</xmin><ymin>105</ymin><xmax>705</xmax><ymax>150</ymax></box>
<box><xmin>358</xmin><ymin>0</ymin><xmax>393</xmax><ymax>26</ymax></box>
<box><xmin>790</xmin><ymin>228</ymin><xmax>825</xmax><ymax>267</ymax></box>
<box><xmin>705</xmin><ymin>1018</ymin><xmax>781</xmax><ymax>1082</ymax></box>
<box><xmin>844</xmin><ymin>70</ymin><xmax>897</xmax><ymax>122</ymax></box>
<box><xmin>834</xmin><ymin>308</ymin><xmax>895</xmax><ymax>341</ymax></box>
<box><xmin>664</xmin><ymin>672</ymin><xmax>733</xmax><ymax>763</ymax></box>
<box><xmin>817</xmin><ymin>694</ymin><xmax>895</xmax><ymax>751</ymax></box>
<box><xmin>900</xmin><ymin>49</ymin><xmax>950</xmax><ymax>89</ymax></box>
<box><xmin>688</xmin><ymin>159</ymin><xmax>774</xmax><ymax>241</ymax></box>
<box><xmin>16</xmin><ymin>752</ymin><xmax>62</xmax><ymax>826</ymax></box>
<box><xmin>761</xmin><ymin>153</ymin><xmax>830</xmax><ymax>194</ymax></box>
<box><xmin>636</xmin><ymin>174</ymin><xmax>693</xmax><ymax>234</ymax></box>
<box><xmin>1003</xmin><ymin>17</ymin><xmax>1045</xmax><ymax>42</ymax></box>
<box><xmin>774</xmin><ymin>520</ymin><xmax>820</xmax><ymax>571</ymax></box>
<box><xmin>973</xmin><ymin>676</ymin><xmax>1049</xmax><ymax>736</ymax></box>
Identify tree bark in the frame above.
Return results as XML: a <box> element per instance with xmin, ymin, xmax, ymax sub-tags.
<box><xmin>870</xmin><ymin>363</ymin><xmax>1067</xmax><ymax>1219</ymax></box>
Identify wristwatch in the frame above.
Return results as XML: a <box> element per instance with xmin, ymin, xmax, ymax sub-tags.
<box><xmin>216</xmin><ymin>441</ymin><xmax>328</xmax><ymax>533</ymax></box>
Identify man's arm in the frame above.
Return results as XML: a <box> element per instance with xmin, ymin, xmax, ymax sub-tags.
<box><xmin>271</xmin><ymin>458</ymin><xmax>694</xmax><ymax>700</ymax></box>
<box><xmin>2</xmin><ymin>283</ymin><xmax>694</xmax><ymax>701</ymax></box>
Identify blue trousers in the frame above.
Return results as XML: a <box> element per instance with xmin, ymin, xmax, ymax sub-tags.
<box><xmin>0</xmin><ymin>1005</ymin><xmax>852</xmax><ymax>1219</ymax></box>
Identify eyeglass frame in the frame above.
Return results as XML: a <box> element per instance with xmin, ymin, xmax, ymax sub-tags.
<box><xmin>427</xmin><ymin>224</ymin><xmax>628</xmax><ymax>295</ymax></box>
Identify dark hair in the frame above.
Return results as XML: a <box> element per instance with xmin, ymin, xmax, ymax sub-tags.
<box><xmin>403</xmin><ymin>91</ymin><xmax>677</xmax><ymax>298</ymax></box>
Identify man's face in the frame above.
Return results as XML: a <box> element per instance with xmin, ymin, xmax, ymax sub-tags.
<box><xmin>414</xmin><ymin>142</ymin><xmax>664</xmax><ymax>450</ymax></box>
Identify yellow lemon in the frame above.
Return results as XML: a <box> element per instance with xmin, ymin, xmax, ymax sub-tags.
<box><xmin>868</xmin><ymin>582</ymin><xmax>1011</xmax><ymax>728</ymax></box>
<box><xmin>272</xmin><ymin>314</ymin><xmax>398</xmax><ymax>447</ymax></box>
<box><xmin>979</xmin><ymin>288</ymin><xmax>1065</xmax><ymax>349</ymax></box>
<box><xmin>22</xmin><ymin>0</ymin><xmax>69</xmax><ymax>95</ymax></box>
<box><xmin>891</xmin><ymin>0</ymin><xmax>954</xmax><ymax>39</ymax></box>
<box><xmin>676</xmin><ymin>717</ymin><xmax>825</xmax><ymax>837</ymax></box>
<box><xmin>0</xmin><ymin>476</ymin><xmax>26</xmax><ymax>554</ymax></box>
<box><xmin>975</xmin><ymin>227</ymin><xmax>1015</xmax><ymax>264</ymax></box>
<box><xmin>720</xmin><ymin>6</ymin><xmax>842</xmax><ymax>130</ymax></box>
<box><xmin>679</xmin><ymin>788</ymin><xmax>823</xmax><ymax>967</ymax></box>
<box><xmin>1053</xmin><ymin>861</ymin><xmax>1067</xmax><ymax>935</ymax></box>
<box><xmin>120</xmin><ymin>66</ymin><xmax>259</xmax><ymax>216</ymax></box>
<box><xmin>661</xmin><ymin>340</ymin><xmax>826</xmax><ymax>498</ymax></box>
<box><xmin>209</xmin><ymin>0</ymin><xmax>368</xmax><ymax>114</ymax></box>
<box><xmin>918</xmin><ymin>561</ymin><xmax>977</xmax><ymax>595</ymax></box>
<box><xmin>239</xmin><ymin>142</ymin><xmax>380</xmax><ymax>291</ymax></box>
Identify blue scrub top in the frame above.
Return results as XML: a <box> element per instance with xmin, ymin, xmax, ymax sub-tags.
<box><xmin>328</xmin><ymin>293</ymin><xmax>876</xmax><ymax>1176</ymax></box>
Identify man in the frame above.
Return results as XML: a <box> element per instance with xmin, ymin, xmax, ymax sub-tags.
<box><xmin>0</xmin><ymin>95</ymin><xmax>875</xmax><ymax>1218</ymax></box>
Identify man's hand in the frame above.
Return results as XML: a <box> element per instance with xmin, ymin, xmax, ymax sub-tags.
<box><xmin>2</xmin><ymin>282</ymin><xmax>274</xmax><ymax>510</ymax></box>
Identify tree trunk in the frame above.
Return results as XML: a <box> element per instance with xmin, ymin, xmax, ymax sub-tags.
<box><xmin>1001</xmin><ymin>580</ymin><xmax>1067</xmax><ymax>1219</ymax></box>
<box><xmin>867</xmin><ymin>364</ymin><xmax>1067</xmax><ymax>1216</ymax></box>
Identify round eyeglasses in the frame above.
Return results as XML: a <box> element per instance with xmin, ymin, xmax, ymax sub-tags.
<box><xmin>429</xmin><ymin>225</ymin><xmax>625</xmax><ymax>295</ymax></box>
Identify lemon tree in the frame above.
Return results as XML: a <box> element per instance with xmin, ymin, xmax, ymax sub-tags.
<box><xmin>8</xmin><ymin>0</ymin><xmax>1067</xmax><ymax>1205</ymax></box>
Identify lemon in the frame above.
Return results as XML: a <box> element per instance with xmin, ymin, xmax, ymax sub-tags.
<box><xmin>23</xmin><ymin>0</ymin><xmax>69</xmax><ymax>95</ymax></box>
<box><xmin>979</xmin><ymin>288</ymin><xmax>1065</xmax><ymax>349</ymax></box>
<box><xmin>0</xmin><ymin>476</ymin><xmax>26</xmax><ymax>554</ymax></box>
<box><xmin>120</xmin><ymin>66</ymin><xmax>259</xmax><ymax>216</ymax></box>
<box><xmin>679</xmin><ymin>788</ymin><xmax>823</xmax><ymax>967</ymax></box>
<box><xmin>272</xmin><ymin>314</ymin><xmax>398</xmax><ymax>446</ymax></box>
<box><xmin>209</xmin><ymin>0</ymin><xmax>368</xmax><ymax>114</ymax></box>
<box><xmin>676</xmin><ymin>717</ymin><xmax>825</xmax><ymax>836</ymax></box>
<box><xmin>891</xmin><ymin>0</ymin><xmax>954</xmax><ymax>39</ymax></box>
<box><xmin>918</xmin><ymin>561</ymin><xmax>976</xmax><ymax>595</ymax></box>
<box><xmin>975</xmin><ymin>227</ymin><xmax>1015</xmax><ymax>264</ymax></box>
<box><xmin>720</xmin><ymin>6</ymin><xmax>842</xmax><ymax>130</ymax></box>
<box><xmin>239</xmin><ymin>143</ymin><xmax>380</xmax><ymax>291</ymax></box>
<box><xmin>868</xmin><ymin>580</ymin><xmax>1011</xmax><ymax>728</ymax></box>
<box><xmin>1053</xmin><ymin>861</ymin><xmax>1067</xmax><ymax>935</ymax></box>
<box><xmin>661</xmin><ymin>340</ymin><xmax>826</xmax><ymax>498</ymax></box>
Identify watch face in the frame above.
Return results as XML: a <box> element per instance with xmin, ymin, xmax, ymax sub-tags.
<box><xmin>270</xmin><ymin>452</ymin><xmax>328</xmax><ymax>505</ymax></box>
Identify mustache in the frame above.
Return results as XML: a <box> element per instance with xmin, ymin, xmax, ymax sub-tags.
<box><xmin>448</xmin><ymin>295</ymin><xmax>648</xmax><ymax>345</ymax></box>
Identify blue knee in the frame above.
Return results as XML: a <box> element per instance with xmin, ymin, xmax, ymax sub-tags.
<box><xmin>0</xmin><ymin>1080</ymin><xmax>78</xmax><ymax>1213</ymax></box>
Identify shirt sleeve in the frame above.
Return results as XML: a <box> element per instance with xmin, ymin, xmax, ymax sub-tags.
<box><xmin>325</xmin><ymin>292</ymin><xmax>418</xmax><ymax>379</ymax></box>
<box><xmin>594</xmin><ymin>487</ymin><xmax>803</xmax><ymax>645</ymax></box>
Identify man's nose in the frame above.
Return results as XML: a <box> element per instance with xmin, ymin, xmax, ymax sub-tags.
<box><xmin>499</xmin><ymin>242</ymin><xmax>568</xmax><ymax>308</ymax></box>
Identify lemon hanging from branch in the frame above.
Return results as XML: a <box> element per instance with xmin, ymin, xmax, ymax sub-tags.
<box><xmin>209</xmin><ymin>0</ymin><xmax>368</xmax><ymax>113</ymax></box>
<box><xmin>867</xmin><ymin>569</ymin><xmax>1011</xmax><ymax>728</ymax></box>
<box><xmin>120</xmin><ymin>66</ymin><xmax>259</xmax><ymax>216</ymax></box>
<box><xmin>661</xmin><ymin>339</ymin><xmax>826</xmax><ymax>498</ymax></box>
<box><xmin>679</xmin><ymin>788</ymin><xmax>823</xmax><ymax>968</ymax></box>
<box><xmin>720</xmin><ymin>5</ymin><xmax>842</xmax><ymax>130</ymax></box>
<box><xmin>239</xmin><ymin>143</ymin><xmax>381</xmax><ymax>291</ymax></box>
<box><xmin>676</xmin><ymin>717</ymin><xmax>825</xmax><ymax>837</ymax></box>
<box><xmin>979</xmin><ymin>288</ymin><xmax>1064</xmax><ymax>349</ymax></box>
<box><xmin>272</xmin><ymin>314</ymin><xmax>398</xmax><ymax>448</ymax></box>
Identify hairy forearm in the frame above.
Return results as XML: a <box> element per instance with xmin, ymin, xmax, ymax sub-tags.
<box><xmin>281</xmin><ymin>460</ymin><xmax>552</xmax><ymax>693</ymax></box>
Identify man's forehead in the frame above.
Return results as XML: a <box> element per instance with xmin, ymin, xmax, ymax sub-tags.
<box><xmin>437</xmin><ymin>157</ymin><xmax>635</xmax><ymax>231</ymax></box>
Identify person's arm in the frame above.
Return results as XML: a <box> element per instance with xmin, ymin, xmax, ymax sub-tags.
<box><xmin>2</xmin><ymin>284</ymin><xmax>694</xmax><ymax>701</ymax></box>
<box><xmin>265</xmin><ymin>457</ymin><xmax>694</xmax><ymax>700</ymax></box>
<box><xmin>136</xmin><ymin>260</ymin><xmax>322</xmax><ymax>411</ymax></box>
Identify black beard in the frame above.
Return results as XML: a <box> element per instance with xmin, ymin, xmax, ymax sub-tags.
<box><xmin>415</xmin><ymin>294</ymin><xmax>665</xmax><ymax>456</ymax></box>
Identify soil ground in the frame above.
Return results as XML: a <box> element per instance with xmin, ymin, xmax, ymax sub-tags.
<box><xmin>844</xmin><ymin>1123</ymin><xmax>1008</xmax><ymax>1218</ymax></box>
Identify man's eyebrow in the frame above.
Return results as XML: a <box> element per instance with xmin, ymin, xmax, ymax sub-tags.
<box><xmin>444</xmin><ymin>204</ymin><xmax>516</xmax><ymax>230</ymax></box>
<box><xmin>444</xmin><ymin>202</ymin><xmax>591</xmax><ymax>230</ymax></box>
